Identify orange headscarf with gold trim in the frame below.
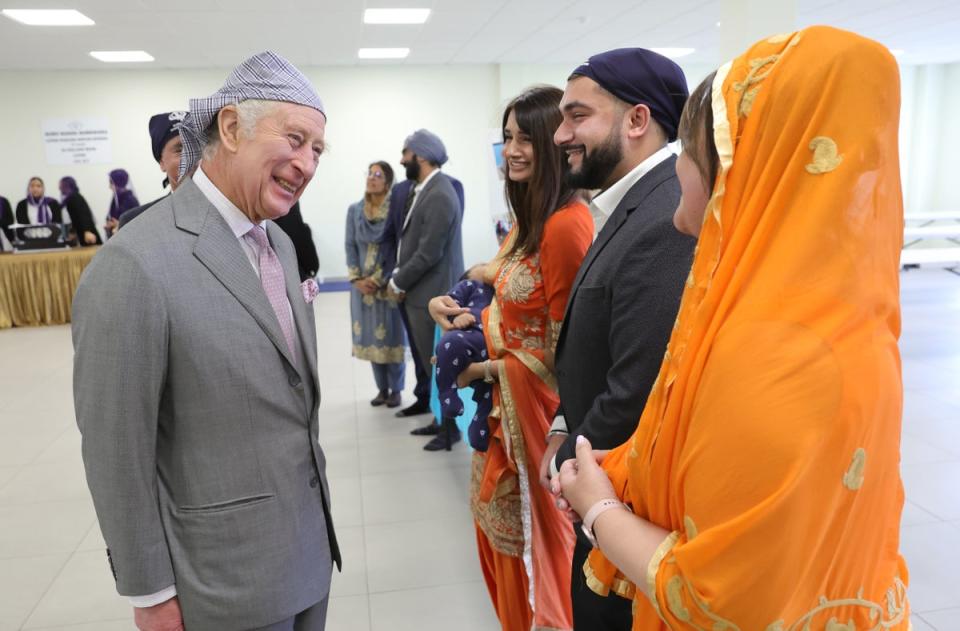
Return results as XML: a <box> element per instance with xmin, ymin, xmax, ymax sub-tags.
<box><xmin>586</xmin><ymin>26</ymin><xmax>908</xmax><ymax>630</ymax></box>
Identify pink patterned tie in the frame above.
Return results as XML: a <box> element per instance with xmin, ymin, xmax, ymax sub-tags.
<box><xmin>245</xmin><ymin>225</ymin><xmax>297</xmax><ymax>362</ymax></box>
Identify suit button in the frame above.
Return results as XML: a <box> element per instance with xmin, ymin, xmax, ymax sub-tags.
<box><xmin>289</xmin><ymin>374</ymin><xmax>302</xmax><ymax>387</ymax></box>
<box><xmin>309</xmin><ymin>477</ymin><xmax>319</xmax><ymax>488</ymax></box>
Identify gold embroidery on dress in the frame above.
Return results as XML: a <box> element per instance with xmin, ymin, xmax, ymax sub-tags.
<box><xmin>347</xmin><ymin>265</ymin><xmax>362</xmax><ymax>281</ymax></box>
<box><xmin>374</xmin><ymin>324</ymin><xmax>386</xmax><ymax>341</ymax></box>
<box><xmin>503</xmin><ymin>263</ymin><xmax>537</xmax><ymax>303</ymax></box>
<box><xmin>780</xmin><ymin>577</ymin><xmax>907</xmax><ymax>631</ymax></box>
<box><xmin>766</xmin><ymin>622</ymin><xmax>785</xmax><ymax>631</ymax></box>
<box><xmin>362</xmin><ymin>294</ymin><xmax>375</xmax><ymax>306</ymax></box>
<box><xmin>684</xmin><ymin>515</ymin><xmax>698</xmax><ymax>540</ymax></box>
<box><xmin>843</xmin><ymin>448</ymin><xmax>867</xmax><ymax>491</ymax></box>
<box><xmin>470</xmin><ymin>451</ymin><xmax>524</xmax><ymax>557</ymax></box>
<box><xmin>666</xmin><ymin>576</ymin><xmax>692</xmax><ymax>622</ymax></box>
<box><xmin>767</xmin><ymin>33</ymin><xmax>791</xmax><ymax>44</ymax></box>
<box><xmin>352</xmin><ymin>344</ymin><xmax>404</xmax><ymax>363</ymax></box>
<box><xmin>363</xmin><ymin>243</ymin><xmax>379</xmax><ymax>274</ymax></box>
<box><xmin>733</xmin><ymin>55</ymin><xmax>780</xmax><ymax>117</ymax></box>
<box><xmin>806</xmin><ymin>137</ymin><xmax>843</xmax><ymax>174</ymax></box>
<box><xmin>352</xmin><ymin>321</ymin><xmax>361</xmax><ymax>336</ymax></box>
<box><xmin>546</xmin><ymin>318</ymin><xmax>563</xmax><ymax>354</ymax></box>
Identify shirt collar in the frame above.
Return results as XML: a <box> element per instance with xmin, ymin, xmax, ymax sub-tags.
<box><xmin>589</xmin><ymin>145</ymin><xmax>674</xmax><ymax>229</ymax></box>
<box><xmin>414</xmin><ymin>167</ymin><xmax>441</xmax><ymax>194</ymax></box>
<box><xmin>192</xmin><ymin>163</ymin><xmax>261</xmax><ymax>239</ymax></box>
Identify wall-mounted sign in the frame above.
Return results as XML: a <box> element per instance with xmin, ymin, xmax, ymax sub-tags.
<box><xmin>42</xmin><ymin>118</ymin><xmax>112</xmax><ymax>165</ymax></box>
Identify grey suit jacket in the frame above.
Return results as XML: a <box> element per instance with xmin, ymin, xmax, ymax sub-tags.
<box><xmin>72</xmin><ymin>178</ymin><xmax>340</xmax><ymax>630</ymax></box>
<box><xmin>554</xmin><ymin>156</ymin><xmax>696</xmax><ymax>466</ymax></box>
<box><xmin>393</xmin><ymin>171</ymin><xmax>463</xmax><ymax>308</ymax></box>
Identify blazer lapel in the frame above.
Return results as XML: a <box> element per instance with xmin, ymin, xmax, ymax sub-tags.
<box><xmin>557</xmin><ymin>156</ymin><xmax>679</xmax><ymax>350</ymax></box>
<box><xmin>270</xmin><ymin>221</ymin><xmax>320</xmax><ymax>404</ymax></box>
<box><xmin>176</xmin><ymin>179</ymin><xmax>299</xmax><ymax>370</ymax></box>
<box><xmin>401</xmin><ymin>172</ymin><xmax>440</xmax><ymax>235</ymax></box>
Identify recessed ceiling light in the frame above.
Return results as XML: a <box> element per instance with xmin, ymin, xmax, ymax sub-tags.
<box><xmin>363</xmin><ymin>8</ymin><xmax>430</xmax><ymax>24</ymax></box>
<box><xmin>358</xmin><ymin>47</ymin><xmax>410</xmax><ymax>59</ymax></box>
<box><xmin>90</xmin><ymin>50</ymin><xmax>155</xmax><ymax>63</ymax></box>
<box><xmin>2</xmin><ymin>9</ymin><xmax>94</xmax><ymax>26</ymax></box>
<box><xmin>650</xmin><ymin>47</ymin><xmax>695</xmax><ymax>59</ymax></box>
<box><xmin>890</xmin><ymin>48</ymin><xmax>905</xmax><ymax>56</ymax></box>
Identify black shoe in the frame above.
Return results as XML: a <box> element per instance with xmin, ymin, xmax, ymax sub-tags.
<box><xmin>424</xmin><ymin>420</ymin><xmax>461</xmax><ymax>452</ymax></box>
<box><xmin>370</xmin><ymin>390</ymin><xmax>389</xmax><ymax>406</ymax></box>
<box><xmin>395</xmin><ymin>401</ymin><xmax>431</xmax><ymax>417</ymax></box>
<box><xmin>385</xmin><ymin>391</ymin><xmax>402</xmax><ymax>408</ymax></box>
<box><xmin>410</xmin><ymin>422</ymin><xmax>440</xmax><ymax>436</ymax></box>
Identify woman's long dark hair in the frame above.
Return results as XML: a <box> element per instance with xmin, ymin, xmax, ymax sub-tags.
<box><xmin>678</xmin><ymin>71</ymin><xmax>719</xmax><ymax>195</ymax></box>
<box><xmin>503</xmin><ymin>85</ymin><xmax>577</xmax><ymax>257</ymax></box>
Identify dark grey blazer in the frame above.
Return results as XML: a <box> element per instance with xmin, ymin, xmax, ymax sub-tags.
<box><xmin>554</xmin><ymin>156</ymin><xmax>695</xmax><ymax>466</ymax></box>
<box><xmin>392</xmin><ymin>171</ymin><xmax>464</xmax><ymax>308</ymax></box>
<box><xmin>72</xmin><ymin>178</ymin><xmax>339</xmax><ymax>630</ymax></box>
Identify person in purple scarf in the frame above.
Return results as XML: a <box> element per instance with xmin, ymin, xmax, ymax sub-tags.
<box><xmin>15</xmin><ymin>177</ymin><xmax>62</xmax><ymax>225</ymax></box>
<box><xmin>59</xmin><ymin>176</ymin><xmax>102</xmax><ymax>246</ymax></box>
<box><xmin>103</xmin><ymin>169</ymin><xmax>139</xmax><ymax>238</ymax></box>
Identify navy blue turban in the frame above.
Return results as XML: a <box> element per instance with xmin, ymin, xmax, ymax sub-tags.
<box><xmin>571</xmin><ymin>48</ymin><xmax>689</xmax><ymax>142</ymax></box>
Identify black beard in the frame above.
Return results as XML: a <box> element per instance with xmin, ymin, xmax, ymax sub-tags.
<box><xmin>404</xmin><ymin>161</ymin><xmax>420</xmax><ymax>181</ymax></box>
<box><xmin>563</xmin><ymin>130</ymin><xmax>623</xmax><ymax>190</ymax></box>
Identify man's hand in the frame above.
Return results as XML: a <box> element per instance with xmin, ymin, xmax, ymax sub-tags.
<box><xmin>428</xmin><ymin>295</ymin><xmax>468</xmax><ymax>330</ymax></box>
<box><xmin>105</xmin><ymin>217</ymin><xmax>120</xmax><ymax>234</ymax></box>
<box><xmin>539</xmin><ymin>433</ymin><xmax>567</xmax><ymax>490</ymax></box>
<box><xmin>134</xmin><ymin>596</ymin><xmax>184</xmax><ymax>631</ymax></box>
<box><xmin>451</xmin><ymin>312</ymin><xmax>477</xmax><ymax>329</ymax></box>
<box><xmin>83</xmin><ymin>231</ymin><xmax>97</xmax><ymax>245</ymax></box>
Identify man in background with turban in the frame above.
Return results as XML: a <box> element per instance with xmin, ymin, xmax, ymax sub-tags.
<box><xmin>542</xmin><ymin>48</ymin><xmax>696</xmax><ymax>629</ymax></box>
<box><xmin>388</xmin><ymin>129</ymin><xmax>465</xmax><ymax>447</ymax></box>
<box><xmin>73</xmin><ymin>51</ymin><xmax>339</xmax><ymax>631</ymax></box>
<box><xmin>118</xmin><ymin>110</ymin><xmax>187</xmax><ymax>229</ymax></box>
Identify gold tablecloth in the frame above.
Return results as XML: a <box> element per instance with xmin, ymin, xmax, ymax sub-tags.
<box><xmin>0</xmin><ymin>247</ymin><xmax>99</xmax><ymax>328</ymax></box>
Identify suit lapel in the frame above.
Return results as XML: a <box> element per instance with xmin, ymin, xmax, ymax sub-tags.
<box><xmin>176</xmin><ymin>179</ymin><xmax>299</xmax><ymax>370</ymax></box>
<box><xmin>401</xmin><ymin>172</ymin><xmax>440</xmax><ymax>235</ymax></box>
<box><xmin>270</xmin><ymin>221</ymin><xmax>320</xmax><ymax>405</ymax></box>
<box><xmin>557</xmin><ymin>156</ymin><xmax>678</xmax><ymax>351</ymax></box>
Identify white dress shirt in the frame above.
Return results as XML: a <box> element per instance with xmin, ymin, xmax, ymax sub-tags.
<box><xmin>587</xmin><ymin>145</ymin><xmax>674</xmax><ymax>236</ymax></box>
<box><xmin>128</xmin><ymin>165</ymin><xmax>294</xmax><ymax>609</ymax></box>
<box><xmin>389</xmin><ymin>167</ymin><xmax>442</xmax><ymax>294</ymax></box>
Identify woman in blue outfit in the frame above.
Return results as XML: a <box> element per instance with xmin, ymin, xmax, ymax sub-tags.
<box><xmin>346</xmin><ymin>161</ymin><xmax>407</xmax><ymax>407</ymax></box>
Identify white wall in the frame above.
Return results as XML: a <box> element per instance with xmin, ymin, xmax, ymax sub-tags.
<box><xmin>1</xmin><ymin>59</ymin><xmax>957</xmax><ymax>278</ymax></box>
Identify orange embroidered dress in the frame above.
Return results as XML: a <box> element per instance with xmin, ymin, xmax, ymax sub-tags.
<box><xmin>584</xmin><ymin>26</ymin><xmax>910</xmax><ymax>630</ymax></box>
<box><xmin>472</xmin><ymin>201</ymin><xmax>593</xmax><ymax>631</ymax></box>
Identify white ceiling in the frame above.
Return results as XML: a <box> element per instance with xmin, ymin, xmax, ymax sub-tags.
<box><xmin>0</xmin><ymin>0</ymin><xmax>958</xmax><ymax>70</ymax></box>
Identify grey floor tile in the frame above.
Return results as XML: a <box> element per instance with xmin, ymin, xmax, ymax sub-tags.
<box><xmin>364</xmin><ymin>515</ymin><xmax>483</xmax><ymax>593</ymax></box>
<box><xmin>358</xmin><ymin>435</ymin><xmax>470</xmax><ymax>476</ymax></box>
<box><xmin>0</xmin><ymin>499</ymin><xmax>95</xmax><ymax>559</ymax></box>
<box><xmin>0</xmin><ymin>459</ymin><xmax>91</xmax><ymax>506</ymax></box>
<box><xmin>326</xmin><ymin>594</ymin><xmax>371</xmax><ymax>631</ymax></box>
<box><xmin>330</xmin><ymin>526</ymin><xmax>367</xmax><ymax>598</ymax></box>
<box><xmin>900</xmin><ymin>521</ymin><xmax>960</xmax><ymax>613</ymax></box>
<box><xmin>361</xmin><ymin>466</ymin><xmax>471</xmax><ymax>525</ymax></box>
<box><xmin>327</xmin><ymin>476</ymin><xmax>363</xmax><ymax>527</ymax></box>
<box><xmin>901</xmin><ymin>461</ymin><xmax>960</xmax><ymax>520</ymax></box>
<box><xmin>369</xmin><ymin>582</ymin><xmax>499</xmax><ymax>631</ymax></box>
<box><xmin>0</xmin><ymin>554</ymin><xmax>70</xmax><ymax>630</ymax></box>
<box><xmin>919</xmin><ymin>608</ymin><xmax>960</xmax><ymax>630</ymax></box>
<box><xmin>21</xmin><ymin>550</ymin><xmax>130</xmax><ymax>629</ymax></box>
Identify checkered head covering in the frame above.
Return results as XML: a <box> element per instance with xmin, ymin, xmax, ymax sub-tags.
<box><xmin>178</xmin><ymin>51</ymin><xmax>325</xmax><ymax>178</ymax></box>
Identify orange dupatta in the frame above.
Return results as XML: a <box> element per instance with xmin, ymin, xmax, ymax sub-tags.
<box><xmin>472</xmin><ymin>203</ymin><xmax>593</xmax><ymax>631</ymax></box>
<box><xmin>586</xmin><ymin>26</ymin><xmax>908</xmax><ymax>630</ymax></box>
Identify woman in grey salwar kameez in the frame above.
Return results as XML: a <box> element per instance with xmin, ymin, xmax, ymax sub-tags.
<box><xmin>345</xmin><ymin>161</ymin><xmax>406</xmax><ymax>407</ymax></box>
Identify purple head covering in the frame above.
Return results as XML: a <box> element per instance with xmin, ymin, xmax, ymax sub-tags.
<box><xmin>109</xmin><ymin>169</ymin><xmax>130</xmax><ymax>191</ymax></box>
<box><xmin>26</xmin><ymin>177</ymin><xmax>54</xmax><ymax>224</ymax></box>
<box><xmin>59</xmin><ymin>176</ymin><xmax>79</xmax><ymax>203</ymax></box>
<box><xmin>178</xmin><ymin>51</ymin><xmax>326</xmax><ymax>178</ymax></box>
<box><xmin>571</xmin><ymin>48</ymin><xmax>689</xmax><ymax>142</ymax></box>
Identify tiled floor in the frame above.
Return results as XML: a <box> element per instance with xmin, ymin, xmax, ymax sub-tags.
<box><xmin>0</xmin><ymin>268</ymin><xmax>958</xmax><ymax>630</ymax></box>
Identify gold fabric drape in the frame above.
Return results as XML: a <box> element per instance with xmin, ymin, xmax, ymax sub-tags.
<box><xmin>0</xmin><ymin>247</ymin><xmax>99</xmax><ymax>328</ymax></box>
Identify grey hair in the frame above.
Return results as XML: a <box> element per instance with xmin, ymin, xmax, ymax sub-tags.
<box><xmin>201</xmin><ymin>99</ymin><xmax>279</xmax><ymax>161</ymax></box>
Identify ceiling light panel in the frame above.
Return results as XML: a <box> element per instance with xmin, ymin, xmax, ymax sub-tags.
<box><xmin>2</xmin><ymin>9</ymin><xmax>94</xmax><ymax>26</ymax></box>
<box><xmin>89</xmin><ymin>50</ymin><xmax>155</xmax><ymax>63</ymax></box>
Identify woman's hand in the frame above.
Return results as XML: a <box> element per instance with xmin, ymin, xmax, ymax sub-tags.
<box><xmin>352</xmin><ymin>278</ymin><xmax>376</xmax><ymax>295</ymax></box>
<box><xmin>83</xmin><ymin>231</ymin><xmax>97</xmax><ymax>245</ymax></box>
<box><xmin>429</xmin><ymin>295</ymin><xmax>469</xmax><ymax>330</ymax></box>
<box><xmin>105</xmin><ymin>217</ymin><xmax>119</xmax><ymax>234</ymax></box>
<box><xmin>553</xmin><ymin>436</ymin><xmax>615</xmax><ymax>520</ymax></box>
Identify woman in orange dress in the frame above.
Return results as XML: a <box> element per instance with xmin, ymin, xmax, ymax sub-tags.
<box><xmin>432</xmin><ymin>85</ymin><xmax>593</xmax><ymax>630</ymax></box>
<box><xmin>554</xmin><ymin>26</ymin><xmax>910</xmax><ymax>630</ymax></box>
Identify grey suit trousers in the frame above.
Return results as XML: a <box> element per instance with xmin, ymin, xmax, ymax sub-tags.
<box><xmin>403</xmin><ymin>303</ymin><xmax>436</xmax><ymax>375</ymax></box>
<box><xmin>251</xmin><ymin>596</ymin><xmax>329</xmax><ymax>631</ymax></box>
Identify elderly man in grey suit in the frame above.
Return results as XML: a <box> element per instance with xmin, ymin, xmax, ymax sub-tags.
<box><xmin>72</xmin><ymin>52</ymin><xmax>339</xmax><ymax>631</ymax></box>
<box><xmin>387</xmin><ymin>129</ymin><xmax>465</xmax><ymax>450</ymax></box>
<box><xmin>542</xmin><ymin>49</ymin><xmax>696</xmax><ymax>629</ymax></box>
